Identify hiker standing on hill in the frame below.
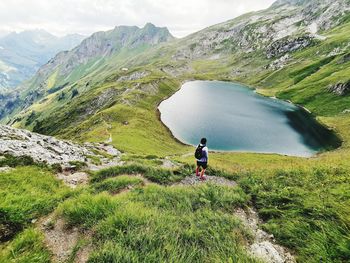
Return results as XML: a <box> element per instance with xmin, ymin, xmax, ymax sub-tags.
<box><xmin>195</xmin><ymin>138</ymin><xmax>208</xmax><ymax>180</ymax></box>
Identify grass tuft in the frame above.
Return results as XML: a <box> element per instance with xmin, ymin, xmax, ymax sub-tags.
<box><xmin>91</xmin><ymin>164</ymin><xmax>192</xmax><ymax>185</ymax></box>
<box><xmin>93</xmin><ymin>175</ymin><xmax>144</xmax><ymax>194</ymax></box>
<box><xmin>0</xmin><ymin>228</ymin><xmax>51</xmax><ymax>263</ymax></box>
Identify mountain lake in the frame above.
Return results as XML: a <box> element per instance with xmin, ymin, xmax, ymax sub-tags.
<box><xmin>158</xmin><ymin>80</ymin><xmax>340</xmax><ymax>157</ymax></box>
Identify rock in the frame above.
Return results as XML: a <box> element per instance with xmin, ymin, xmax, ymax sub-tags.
<box><xmin>328</xmin><ymin>47</ymin><xmax>342</xmax><ymax>57</ymax></box>
<box><xmin>337</xmin><ymin>53</ymin><xmax>350</xmax><ymax>64</ymax></box>
<box><xmin>250</xmin><ymin>241</ymin><xmax>284</xmax><ymax>263</ymax></box>
<box><xmin>266</xmin><ymin>36</ymin><xmax>313</xmax><ymax>58</ymax></box>
<box><xmin>0</xmin><ymin>166</ymin><xmax>12</xmax><ymax>173</ymax></box>
<box><xmin>84</xmin><ymin>88</ymin><xmax>121</xmax><ymax>116</ymax></box>
<box><xmin>117</xmin><ymin>71</ymin><xmax>150</xmax><ymax>82</ymax></box>
<box><xmin>234</xmin><ymin>207</ymin><xmax>295</xmax><ymax>263</ymax></box>
<box><xmin>161</xmin><ymin>159</ymin><xmax>178</xmax><ymax>169</ymax></box>
<box><xmin>62</xmin><ymin>165</ymin><xmax>77</xmax><ymax>173</ymax></box>
<box><xmin>328</xmin><ymin>81</ymin><xmax>350</xmax><ymax>96</ymax></box>
<box><xmin>267</xmin><ymin>54</ymin><xmax>291</xmax><ymax>70</ymax></box>
<box><xmin>57</xmin><ymin>172</ymin><xmax>89</xmax><ymax>189</ymax></box>
<box><xmin>0</xmin><ymin>125</ymin><xmax>92</xmax><ymax>165</ymax></box>
<box><xmin>0</xmin><ymin>125</ymin><xmax>121</xmax><ymax>168</ymax></box>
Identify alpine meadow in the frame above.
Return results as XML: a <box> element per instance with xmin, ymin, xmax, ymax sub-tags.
<box><xmin>0</xmin><ymin>0</ymin><xmax>350</xmax><ymax>262</ymax></box>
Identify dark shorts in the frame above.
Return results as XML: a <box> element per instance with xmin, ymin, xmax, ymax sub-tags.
<box><xmin>197</xmin><ymin>161</ymin><xmax>208</xmax><ymax>169</ymax></box>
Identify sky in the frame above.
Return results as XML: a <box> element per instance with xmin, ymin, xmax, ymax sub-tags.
<box><xmin>0</xmin><ymin>0</ymin><xmax>276</xmax><ymax>38</ymax></box>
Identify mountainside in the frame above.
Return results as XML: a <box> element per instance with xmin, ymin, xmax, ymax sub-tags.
<box><xmin>174</xmin><ymin>0</ymin><xmax>349</xmax><ymax>58</ymax></box>
<box><xmin>2</xmin><ymin>0</ymin><xmax>349</xmax><ymax>138</ymax></box>
<box><xmin>1</xmin><ymin>0</ymin><xmax>350</xmax><ymax>262</ymax></box>
<box><xmin>34</xmin><ymin>23</ymin><xmax>174</xmax><ymax>84</ymax></box>
<box><xmin>0</xmin><ymin>30</ymin><xmax>85</xmax><ymax>89</ymax></box>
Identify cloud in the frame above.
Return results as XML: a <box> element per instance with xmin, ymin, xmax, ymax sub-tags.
<box><xmin>0</xmin><ymin>0</ymin><xmax>275</xmax><ymax>37</ymax></box>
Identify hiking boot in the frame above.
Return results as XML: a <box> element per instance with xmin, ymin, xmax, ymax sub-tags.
<box><xmin>200</xmin><ymin>176</ymin><xmax>206</xmax><ymax>181</ymax></box>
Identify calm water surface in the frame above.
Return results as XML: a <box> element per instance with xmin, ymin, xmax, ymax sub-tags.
<box><xmin>159</xmin><ymin>81</ymin><xmax>339</xmax><ymax>157</ymax></box>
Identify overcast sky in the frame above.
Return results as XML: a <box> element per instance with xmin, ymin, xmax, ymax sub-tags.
<box><xmin>0</xmin><ymin>0</ymin><xmax>276</xmax><ymax>38</ymax></box>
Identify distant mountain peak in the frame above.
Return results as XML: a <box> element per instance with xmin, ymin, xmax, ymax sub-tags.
<box><xmin>271</xmin><ymin>0</ymin><xmax>308</xmax><ymax>7</ymax></box>
<box><xmin>143</xmin><ymin>22</ymin><xmax>159</xmax><ymax>30</ymax></box>
<box><xmin>32</xmin><ymin>23</ymin><xmax>174</xmax><ymax>87</ymax></box>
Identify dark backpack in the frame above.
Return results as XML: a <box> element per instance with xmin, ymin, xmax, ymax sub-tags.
<box><xmin>195</xmin><ymin>145</ymin><xmax>204</xmax><ymax>159</ymax></box>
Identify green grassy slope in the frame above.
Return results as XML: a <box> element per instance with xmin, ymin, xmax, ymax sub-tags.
<box><xmin>0</xmin><ymin>165</ymin><xmax>71</xmax><ymax>240</ymax></box>
<box><xmin>250</xmin><ymin>22</ymin><xmax>350</xmax><ymax>116</ymax></box>
<box><xmin>1</xmin><ymin>157</ymin><xmax>349</xmax><ymax>262</ymax></box>
<box><xmin>0</xmin><ymin>164</ymin><xmax>72</xmax><ymax>263</ymax></box>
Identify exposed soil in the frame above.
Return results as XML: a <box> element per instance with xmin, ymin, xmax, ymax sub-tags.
<box><xmin>175</xmin><ymin>174</ymin><xmax>237</xmax><ymax>187</ymax></box>
<box><xmin>161</xmin><ymin>158</ymin><xmax>179</xmax><ymax>169</ymax></box>
<box><xmin>56</xmin><ymin>172</ymin><xmax>89</xmax><ymax>189</ymax></box>
<box><xmin>38</xmin><ymin>215</ymin><xmax>92</xmax><ymax>263</ymax></box>
<box><xmin>74</xmin><ymin>243</ymin><xmax>93</xmax><ymax>263</ymax></box>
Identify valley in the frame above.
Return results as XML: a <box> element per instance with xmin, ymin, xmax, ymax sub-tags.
<box><xmin>0</xmin><ymin>30</ymin><xmax>85</xmax><ymax>90</ymax></box>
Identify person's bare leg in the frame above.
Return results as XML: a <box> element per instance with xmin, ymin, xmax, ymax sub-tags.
<box><xmin>200</xmin><ymin>168</ymin><xmax>206</xmax><ymax>180</ymax></box>
<box><xmin>196</xmin><ymin>166</ymin><xmax>200</xmax><ymax>176</ymax></box>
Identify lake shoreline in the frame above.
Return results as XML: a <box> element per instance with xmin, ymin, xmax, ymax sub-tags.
<box><xmin>157</xmin><ymin>80</ymin><xmax>341</xmax><ymax>157</ymax></box>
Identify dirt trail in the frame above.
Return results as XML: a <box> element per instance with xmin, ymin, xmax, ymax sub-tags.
<box><xmin>174</xmin><ymin>174</ymin><xmax>295</xmax><ymax>263</ymax></box>
<box><xmin>38</xmin><ymin>175</ymin><xmax>149</xmax><ymax>262</ymax></box>
<box><xmin>38</xmin><ymin>215</ymin><xmax>92</xmax><ymax>263</ymax></box>
<box><xmin>175</xmin><ymin>174</ymin><xmax>237</xmax><ymax>187</ymax></box>
<box><xmin>41</xmin><ymin>170</ymin><xmax>295</xmax><ymax>263</ymax></box>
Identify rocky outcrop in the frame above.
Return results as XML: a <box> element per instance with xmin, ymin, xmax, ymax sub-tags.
<box><xmin>328</xmin><ymin>81</ymin><xmax>350</xmax><ymax>96</ymax></box>
<box><xmin>337</xmin><ymin>53</ymin><xmax>350</xmax><ymax>64</ymax></box>
<box><xmin>235</xmin><ymin>207</ymin><xmax>296</xmax><ymax>263</ymax></box>
<box><xmin>0</xmin><ymin>92</ymin><xmax>21</xmax><ymax>120</ymax></box>
<box><xmin>0</xmin><ymin>125</ymin><xmax>121</xmax><ymax>166</ymax></box>
<box><xmin>117</xmin><ymin>71</ymin><xmax>150</xmax><ymax>82</ymax></box>
<box><xmin>267</xmin><ymin>54</ymin><xmax>291</xmax><ymax>70</ymax></box>
<box><xmin>172</xmin><ymin>0</ymin><xmax>350</xmax><ymax>62</ymax></box>
<box><xmin>266</xmin><ymin>36</ymin><xmax>313</xmax><ymax>58</ymax></box>
<box><xmin>161</xmin><ymin>64</ymin><xmax>194</xmax><ymax>77</ymax></box>
<box><xmin>83</xmin><ymin>88</ymin><xmax>121</xmax><ymax>116</ymax></box>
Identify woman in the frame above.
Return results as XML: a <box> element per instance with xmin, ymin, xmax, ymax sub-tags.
<box><xmin>195</xmin><ymin>138</ymin><xmax>208</xmax><ymax>180</ymax></box>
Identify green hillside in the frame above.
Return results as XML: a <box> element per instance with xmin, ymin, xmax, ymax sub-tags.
<box><xmin>1</xmin><ymin>0</ymin><xmax>350</xmax><ymax>262</ymax></box>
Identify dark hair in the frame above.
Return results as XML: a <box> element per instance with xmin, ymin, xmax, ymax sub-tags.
<box><xmin>200</xmin><ymin>138</ymin><xmax>207</xmax><ymax>145</ymax></box>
